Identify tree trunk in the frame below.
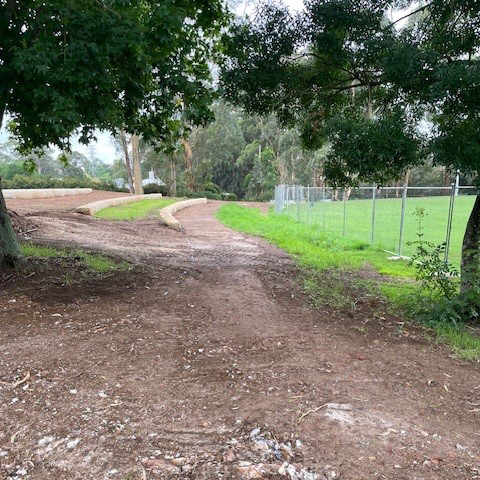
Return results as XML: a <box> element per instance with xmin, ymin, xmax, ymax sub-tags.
<box><xmin>0</xmin><ymin>178</ymin><xmax>23</xmax><ymax>268</ymax></box>
<box><xmin>444</xmin><ymin>167</ymin><xmax>451</xmax><ymax>187</ymax></box>
<box><xmin>131</xmin><ymin>134</ymin><xmax>143</xmax><ymax>195</ymax></box>
<box><xmin>119</xmin><ymin>131</ymin><xmax>135</xmax><ymax>193</ymax></box>
<box><xmin>182</xmin><ymin>139</ymin><xmax>194</xmax><ymax>190</ymax></box>
<box><xmin>405</xmin><ymin>168</ymin><xmax>411</xmax><ymax>186</ymax></box>
<box><xmin>344</xmin><ymin>186</ymin><xmax>352</xmax><ymax>201</ymax></box>
<box><xmin>0</xmin><ymin>105</ymin><xmax>23</xmax><ymax>268</ymax></box>
<box><xmin>170</xmin><ymin>159</ymin><xmax>177</xmax><ymax>197</ymax></box>
<box><xmin>461</xmin><ymin>194</ymin><xmax>480</xmax><ymax>296</ymax></box>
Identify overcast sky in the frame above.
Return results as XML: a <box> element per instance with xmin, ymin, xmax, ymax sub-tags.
<box><xmin>1</xmin><ymin>0</ymin><xmax>409</xmax><ymax>164</ymax></box>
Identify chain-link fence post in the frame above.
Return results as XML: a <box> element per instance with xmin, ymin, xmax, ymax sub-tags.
<box><xmin>274</xmin><ymin>186</ymin><xmax>280</xmax><ymax>213</ymax></box>
<box><xmin>398</xmin><ymin>184</ymin><xmax>408</xmax><ymax>256</ymax></box>
<box><xmin>371</xmin><ymin>185</ymin><xmax>377</xmax><ymax>244</ymax></box>
<box><xmin>306</xmin><ymin>186</ymin><xmax>310</xmax><ymax>225</ymax></box>
<box><xmin>296</xmin><ymin>185</ymin><xmax>300</xmax><ymax>222</ymax></box>
<box><xmin>445</xmin><ymin>182</ymin><xmax>456</xmax><ymax>263</ymax></box>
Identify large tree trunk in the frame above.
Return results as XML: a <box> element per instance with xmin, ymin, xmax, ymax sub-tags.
<box><xmin>182</xmin><ymin>139</ymin><xmax>194</xmax><ymax>190</ymax></box>
<box><xmin>461</xmin><ymin>194</ymin><xmax>480</xmax><ymax>297</ymax></box>
<box><xmin>0</xmin><ymin>106</ymin><xmax>23</xmax><ymax>268</ymax></box>
<box><xmin>119</xmin><ymin>131</ymin><xmax>134</xmax><ymax>193</ymax></box>
<box><xmin>131</xmin><ymin>134</ymin><xmax>143</xmax><ymax>195</ymax></box>
<box><xmin>170</xmin><ymin>159</ymin><xmax>177</xmax><ymax>197</ymax></box>
<box><xmin>0</xmin><ymin>178</ymin><xmax>23</xmax><ymax>268</ymax></box>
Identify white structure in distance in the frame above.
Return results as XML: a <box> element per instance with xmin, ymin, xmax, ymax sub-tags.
<box><xmin>114</xmin><ymin>170</ymin><xmax>165</xmax><ymax>190</ymax></box>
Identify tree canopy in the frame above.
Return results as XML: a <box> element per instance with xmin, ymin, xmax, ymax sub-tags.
<box><xmin>220</xmin><ymin>0</ymin><xmax>480</xmax><ymax>185</ymax></box>
<box><xmin>0</xmin><ymin>0</ymin><xmax>227</xmax><ymax>152</ymax></box>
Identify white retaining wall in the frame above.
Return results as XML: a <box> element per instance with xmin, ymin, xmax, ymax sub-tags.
<box><xmin>159</xmin><ymin>198</ymin><xmax>208</xmax><ymax>230</ymax></box>
<box><xmin>3</xmin><ymin>188</ymin><xmax>93</xmax><ymax>199</ymax></box>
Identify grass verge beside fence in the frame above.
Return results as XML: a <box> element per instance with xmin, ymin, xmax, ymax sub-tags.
<box><xmin>217</xmin><ymin>204</ymin><xmax>480</xmax><ymax>360</ymax></box>
<box><xmin>94</xmin><ymin>197</ymin><xmax>181</xmax><ymax>220</ymax></box>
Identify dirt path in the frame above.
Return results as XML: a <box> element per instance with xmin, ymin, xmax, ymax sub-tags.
<box><xmin>1</xmin><ymin>199</ymin><xmax>480</xmax><ymax>479</ymax></box>
<box><xmin>6</xmin><ymin>190</ymin><xmax>131</xmax><ymax>215</ymax></box>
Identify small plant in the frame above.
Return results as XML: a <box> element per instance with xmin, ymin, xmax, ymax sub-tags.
<box><xmin>408</xmin><ymin>208</ymin><xmax>459</xmax><ymax>300</ymax></box>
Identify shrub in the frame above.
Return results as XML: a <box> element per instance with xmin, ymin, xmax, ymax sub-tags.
<box><xmin>2</xmin><ymin>174</ymin><xmax>125</xmax><ymax>192</ymax></box>
<box><xmin>143</xmin><ymin>183</ymin><xmax>168</xmax><ymax>195</ymax></box>
<box><xmin>221</xmin><ymin>192</ymin><xmax>237</xmax><ymax>201</ymax></box>
<box><xmin>203</xmin><ymin>181</ymin><xmax>222</xmax><ymax>194</ymax></box>
<box><xmin>408</xmin><ymin>208</ymin><xmax>459</xmax><ymax>300</ymax></box>
<box><xmin>177</xmin><ymin>187</ymin><xmax>222</xmax><ymax>200</ymax></box>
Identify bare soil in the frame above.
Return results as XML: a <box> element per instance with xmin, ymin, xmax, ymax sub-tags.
<box><xmin>1</xmin><ymin>194</ymin><xmax>480</xmax><ymax>479</ymax></box>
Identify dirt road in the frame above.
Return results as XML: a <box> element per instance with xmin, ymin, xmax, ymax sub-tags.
<box><xmin>1</xmin><ymin>197</ymin><xmax>480</xmax><ymax>479</ymax></box>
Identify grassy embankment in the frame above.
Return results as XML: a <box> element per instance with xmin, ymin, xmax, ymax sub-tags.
<box><xmin>217</xmin><ymin>204</ymin><xmax>480</xmax><ymax>360</ymax></box>
<box><xmin>94</xmin><ymin>197</ymin><xmax>181</xmax><ymax>221</ymax></box>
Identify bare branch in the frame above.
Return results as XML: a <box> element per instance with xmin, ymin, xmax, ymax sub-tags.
<box><xmin>387</xmin><ymin>3</ymin><xmax>432</xmax><ymax>28</ymax></box>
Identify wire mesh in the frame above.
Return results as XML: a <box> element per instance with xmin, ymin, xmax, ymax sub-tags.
<box><xmin>274</xmin><ymin>184</ymin><xmax>478</xmax><ymax>266</ymax></box>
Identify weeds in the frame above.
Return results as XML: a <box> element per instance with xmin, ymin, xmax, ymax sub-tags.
<box><xmin>408</xmin><ymin>208</ymin><xmax>459</xmax><ymax>299</ymax></box>
<box><xmin>21</xmin><ymin>244</ymin><xmax>129</xmax><ymax>273</ymax></box>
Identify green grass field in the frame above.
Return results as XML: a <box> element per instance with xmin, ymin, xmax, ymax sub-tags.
<box><xmin>284</xmin><ymin>195</ymin><xmax>476</xmax><ymax>268</ymax></box>
<box><xmin>94</xmin><ymin>197</ymin><xmax>181</xmax><ymax>220</ymax></box>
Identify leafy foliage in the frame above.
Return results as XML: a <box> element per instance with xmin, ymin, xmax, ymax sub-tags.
<box><xmin>409</xmin><ymin>208</ymin><xmax>459</xmax><ymax>300</ymax></box>
<box><xmin>140</xmin><ymin>102</ymin><xmax>324</xmax><ymax>200</ymax></box>
<box><xmin>0</xmin><ymin>0</ymin><xmax>227</xmax><ymax>151</ymax></box>
<box><xmin>1</xmin><ymin>174</ymin><xmax>122</xmax><ymax>192</ymax></box>
<box><xmin>220</xmin><ymin>0</ymin><xmax>480</xmax><ymax>183</ymax></box>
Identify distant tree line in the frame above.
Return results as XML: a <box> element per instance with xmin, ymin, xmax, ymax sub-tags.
<box><xmin>0</xmin><ymin>100</ymin><xmax>469</xmax><ymax>199</ymax></box>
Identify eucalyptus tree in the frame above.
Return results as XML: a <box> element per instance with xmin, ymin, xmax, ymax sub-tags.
<box><xmin>0</xmin><ymin>0</ymin><xmax>227</xmax><ymax>267</ymax></box>
<box><xmin>221</xmin><ymin>0</ymin><xmax>480</xmax><ymax>307</ymax></box>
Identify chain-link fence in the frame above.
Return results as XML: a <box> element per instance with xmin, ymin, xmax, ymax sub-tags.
<box><xmin>274</xmin><ymin>184</ymin><xmax>478</xmax><ymax>266</ymax></box>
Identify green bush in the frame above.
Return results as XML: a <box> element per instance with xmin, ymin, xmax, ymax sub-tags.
<box><xmin>177</xmin><ymin>187</ymin><xmax>222</xmax><ymax>200</ymax></box>
<box><xmin>245</xmin><ymin>190</ymin><xmax>274</xmax><ymax>202</ymax></box>
<box><xmin>221</xmin><ymin>192</ymin><xmax>237</xmax><ymax>201</ymax></box>
<box><xmin>143</xmin><ymin>183</ymin><xmax>168</xmax><ymax>195</ymax></box>
<box><xmin>195</xmin><ymin>190</ymin><xmax>222</xmax><ymax>200</ymax></box>
<box><xmin>203</xmin><ymin>181</ymin><xmax>222</xmax><ymax>194</ymax></box>
<box><xmin>2</xmin><ymin>174</ymin><xmax>125</xmax><ymax>192</ymax></box>
<box><xmin>409</xmin><ymin>208</ymin><xmax>459</xmax><ymax>300</ymax></box>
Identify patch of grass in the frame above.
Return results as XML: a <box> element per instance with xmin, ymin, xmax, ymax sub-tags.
<box><xmin>217</xmin><ymin>204</ymin><xmax>480</xmax><ymax>360</ymax></box>
<box><xmin>379</xmin><ymin>282</ymin><xmax>420</xmax><ymax>305</ymax></box>
<box><xmin>21</xmin><ymin>244</ymin><xmax>64</xmax><ymax>258</ymax></box>
<box><xmin>95</xmin><ymin>197</ymin><xmax>181</xmax><ymax>220</ymax></box>
<box><xmin>21</xmin><ymin>244</ymin><xmax>128</xmax><ymax>273</ymax></box>
<box><xmin>433</xmin><ymin>324</ymin><xmax>480</xmax><ymax>361</ymax></box>
<box><xmin>83</xmin><ymin>253</ymin><xmax>128</xmax><ymax>273</ymax></box>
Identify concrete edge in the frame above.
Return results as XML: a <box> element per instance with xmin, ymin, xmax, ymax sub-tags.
<box><xmin>160</xmin><ymin>198</ymin><xmax>208</xmax><ymax>230</ymax></box>
<box><xmin>76</xmin><ymin>193</ymin><xmax>164</xmax><ymax>215</ymax></box>
<box><xmin>3</xmin><ymin>188</ymin><xmax>93</xmax><ymax>199</ymax></box>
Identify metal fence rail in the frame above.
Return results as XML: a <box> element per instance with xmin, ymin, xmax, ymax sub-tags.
<box><xmin>274</xmin><ymin>184</ymin><xmax>478</xmax><ymax>264</ymax></box>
